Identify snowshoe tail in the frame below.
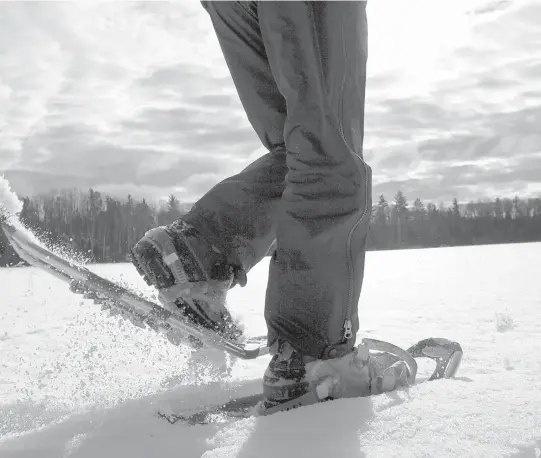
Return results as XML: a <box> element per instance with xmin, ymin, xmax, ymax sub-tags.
<box><xmin>406</xmin><ymin>338</ymin><xmax>462</xmax><ymax>380</ymax></box>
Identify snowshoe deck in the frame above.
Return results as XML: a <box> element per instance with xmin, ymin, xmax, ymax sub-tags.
<box><xmin>158</xmin><ymin>337</ymin><xmax>463</xmax><ymax>425</ymax></box>
<box><xmin>1</xmin><ymin>221</ymin><xmax>269</xmax><ymax>360</ymax></box>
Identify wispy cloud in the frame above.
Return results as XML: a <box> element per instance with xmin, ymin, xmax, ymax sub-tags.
<box><xmin>0</xmin><ymin>0</ymin><xmax>539</xmax><ymax>205</ymax></box>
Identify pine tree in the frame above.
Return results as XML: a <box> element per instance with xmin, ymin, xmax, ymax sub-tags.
<box><xmin>393</xmin><ymin>190</ymin><xmax>408</xmax><ymax>216</ymax></box>
<box><xmin>452</xmin><ymin>198</ymin><xmax>460</xmax><ymax>217</ymax></box>
<box><xmin>375</xmin><ymin>194</ymin><xmax>388</xmax><ymax>225</ymax></box>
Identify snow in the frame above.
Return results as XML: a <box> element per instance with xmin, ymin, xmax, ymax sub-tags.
<box><xmin>0</xmin><ymin>175</ymin><xmax>23</xmax><ymax>225</ymax></box>
<box><xmin>1</xmin><ymin>243</ymin><xmax>541</xmax><ymax>457</ymax></box>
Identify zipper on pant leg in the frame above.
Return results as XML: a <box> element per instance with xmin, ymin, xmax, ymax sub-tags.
<box><xmin>343</xmin><ymin>319</ymin><xmax>353</xmax><ymax>339</ymax></box>
<box><xmin>337</xmin><ymin>15</ymin><xmax>370</xmax><ymax>341</ymax></box>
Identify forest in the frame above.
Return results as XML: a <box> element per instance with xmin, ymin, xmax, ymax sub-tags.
<box><xmin>1</xmin><ymin>188</ymin><xmax>541</xmax><ymax>267</ymax></box>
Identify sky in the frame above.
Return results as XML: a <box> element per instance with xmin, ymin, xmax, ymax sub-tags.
<box><xmin>1</xmin><ymin>0</ymin><xmax>540</xmax><ymax>206</ymax></box>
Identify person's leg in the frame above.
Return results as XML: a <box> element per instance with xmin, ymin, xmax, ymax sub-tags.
<box><xmin>258</xmin><ymin>1</ymin><xmax>372</xmax><ymax>360</ymax></box>
<box><xmin>130</xmin><ymin>1</ymin><xmax>288</xmax><ymax>336</ymax></box>
<box><xmin>182</xmin><ymin>1</ymin><xmax>288</xmax><ymax>275</ymax></box>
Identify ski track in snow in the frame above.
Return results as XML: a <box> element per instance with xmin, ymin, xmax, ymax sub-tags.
<box><xmin>1</xmin><ymin>243</ymin><xmax>541</xmax><ymax>457</ymax></box>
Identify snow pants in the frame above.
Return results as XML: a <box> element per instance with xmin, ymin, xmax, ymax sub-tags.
<box><xmin>185</xmin><ymin>1</ymin><xmax>372</xmax><ymax>359</ymax></box>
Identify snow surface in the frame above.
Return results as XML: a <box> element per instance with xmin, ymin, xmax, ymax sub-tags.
<box><xmin>1</xmin><ymin>243</ymin><xmax>541</xmax><ymax>457</ymax></box>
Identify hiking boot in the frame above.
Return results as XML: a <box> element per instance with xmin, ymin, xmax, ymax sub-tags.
<box><xmin>130</xmin><ymin>219</ymin><xmax>246</xmax><ymax>340</ymax></box>
<box><xmin>256</xmin><ymin>341</ymin><xmax>412</xmax><ymax>416</ymax></box>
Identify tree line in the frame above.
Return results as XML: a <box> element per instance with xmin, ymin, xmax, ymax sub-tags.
<box><xmin>1</xmin><ymin>188</ymin><xmax>541</xmax><ymax>267</ymax></box>
<box><xmin>369</xmin><ymin>191</ymin><xmax>541</xmax><ymax>250</ymax></box>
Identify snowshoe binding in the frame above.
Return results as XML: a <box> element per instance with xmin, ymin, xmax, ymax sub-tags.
<box><xmin>130</xmin><ymin>220</ymin><xmax>245</xmax><ymax>341</ymax></box>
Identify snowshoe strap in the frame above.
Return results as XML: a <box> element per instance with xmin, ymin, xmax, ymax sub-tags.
<box><xmin>362</xmin><ymin>338</ymin><xmax>418</xmax><ymax>385</ymax></box>
<box><xmin>255</xmin><ymin>376</ymin><xmax>335</xmax><ymax>417</ymax></box>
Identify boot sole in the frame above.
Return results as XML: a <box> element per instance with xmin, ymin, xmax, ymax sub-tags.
<box><xmin>130</xmin><ymin>227</ymin><xmax>242</xmax><ymax>340</ymax></box>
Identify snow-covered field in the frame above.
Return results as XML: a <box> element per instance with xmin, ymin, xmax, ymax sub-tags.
<box><xmin>1</xmin><ymin>242</ymin><xmax>541</xmax><ymax>457</ymax></box>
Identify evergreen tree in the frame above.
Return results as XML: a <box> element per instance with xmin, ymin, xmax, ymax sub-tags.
<box><xmin>393</xmin><ymin>190</ymin><xmax>408</xmax><ymax>216</ymax></box>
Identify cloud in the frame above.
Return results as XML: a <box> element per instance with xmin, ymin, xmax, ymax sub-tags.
<box><xmin>365</xmin><ymin>0</ymin><xmax>541</xmax><ymax>202</ymax></box>
<box><xmin>0</xmin><ymin>0</ymin><xmax>540</xmax><ymax>207</ymax></box>
<box><xmin>374</xmin><ymin>151</ymin><xmax>541</xmax><ymax>203</ymax></box>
